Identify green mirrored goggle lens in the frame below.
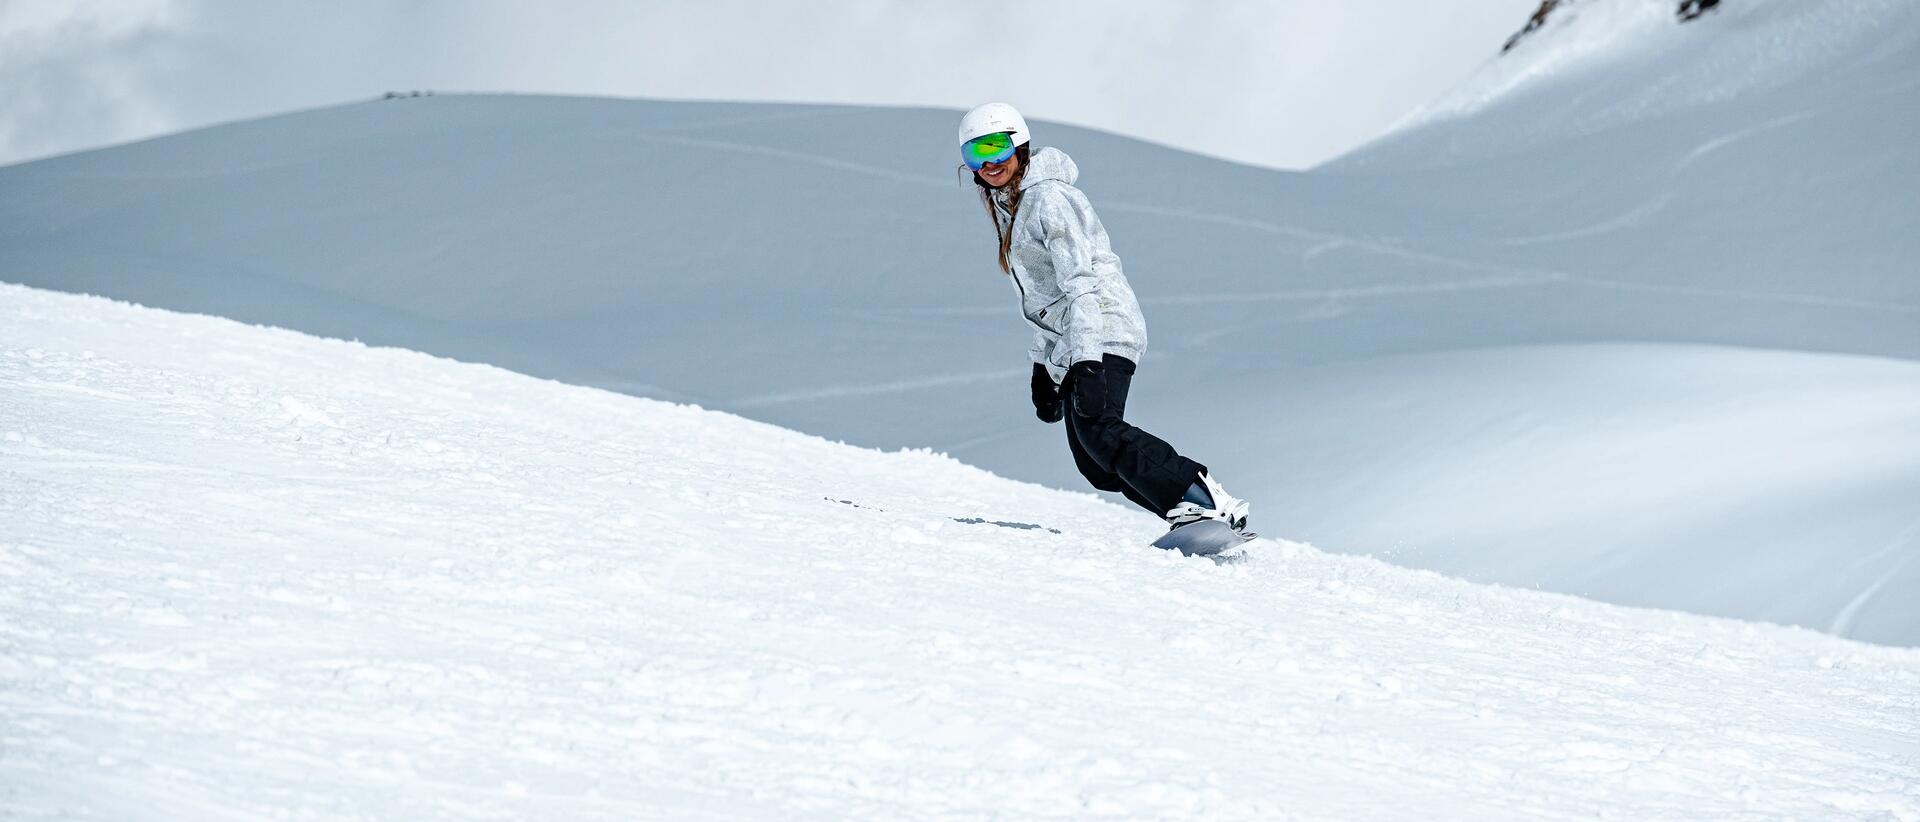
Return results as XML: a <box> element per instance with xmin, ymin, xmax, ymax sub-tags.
<box><xmin>963</xmin><ymin>133</ymin><xmax>1017</xmax><ymax>169</ymax></box>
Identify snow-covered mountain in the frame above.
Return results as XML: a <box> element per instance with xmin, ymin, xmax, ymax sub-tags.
<box><xmin>3</xmin><ymin>0</ymin><xmax>1916</xmax><ymax>644</ymax></box>
<box><xmin>5</xmin><ymin>283</ymin><xmax>1918</xmax><ymax>819</ymax></box>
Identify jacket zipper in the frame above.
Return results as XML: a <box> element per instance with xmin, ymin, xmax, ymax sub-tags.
<box><xmin>1012</xmin><ymin>272</ymin><xmax>1065</xmax><ymax>335</ymax></box>
<box><xmin>1008</xmin><ymin>209</ymin><xmax>1065</xmax><ymax>336</ymax></box>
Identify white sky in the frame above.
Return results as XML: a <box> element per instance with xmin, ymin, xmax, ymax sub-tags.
<box><xmin>0</xmin><ymin>0</ymin><xmax>1536</xmax><ymax>170</ymax></box>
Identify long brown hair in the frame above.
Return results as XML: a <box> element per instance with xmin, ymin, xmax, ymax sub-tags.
<box><xmin>969</xmin><ymin>143</ymin><xmax>1032</xmax><ymax>275</ymax></box>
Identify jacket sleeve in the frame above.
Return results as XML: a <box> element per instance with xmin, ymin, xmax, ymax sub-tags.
<box><xmin>1036</xmin><ymin>187</ymin><xmax>1106</xmax><ymax>366</ymax></box>
<box><xmin>1028</xmin><ymin>330</ymin><xmax>1053</xmax><ymax>368</ymax></box>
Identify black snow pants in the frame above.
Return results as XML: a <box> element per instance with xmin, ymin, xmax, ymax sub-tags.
<box><xmin>1063</xmin><ymin>355</ymin><xmax>1208</xmax><ymax>519</ymax></box>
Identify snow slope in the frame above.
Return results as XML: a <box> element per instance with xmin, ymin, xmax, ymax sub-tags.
<box><xmin>2</xmin><ymin>0</ymin><xmax>1917</xmax><ymax>643</ymax></box>
<box><xmin>5</xmin><ymin>283</ymin><xmax>1919</xmax><ymax>820</ymax></box>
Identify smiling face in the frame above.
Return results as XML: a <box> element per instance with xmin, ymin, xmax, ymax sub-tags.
<box><xmin>976</xmin><ymin>151</ymin><xmax>1022</xmax><ymax>189</ymax></box>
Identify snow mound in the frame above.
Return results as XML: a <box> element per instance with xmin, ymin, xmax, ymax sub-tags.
<box><xmin>5</xmin><ymin>283</ymin><xmax>1919</xmax><ymax>819</ymax></box>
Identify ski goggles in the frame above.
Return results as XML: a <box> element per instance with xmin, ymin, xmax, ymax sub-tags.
<box><xmin>962</xmin><ymin>132</ymin><xmax>1018</xmax><ymax>170</ymax></box>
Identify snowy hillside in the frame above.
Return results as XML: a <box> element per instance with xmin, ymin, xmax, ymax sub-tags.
<box><xmin>4</xmin><ymin>283</ymin><xmax>1918</xmax><ymax>819</ymax></box>
<box><xmin>2</xmin><ymin>0</ymin><xmax>1917</xmax><ymax>644</ymax></box>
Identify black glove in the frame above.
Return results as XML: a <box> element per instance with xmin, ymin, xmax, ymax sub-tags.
<box><xmin>1067</xmin><ymin>360</ymin><xmax>1107</xmax><ymax>418</ymax></box>
<box><xmin>1030</xmin><ymin>363</ymin><xmax>1064</xmax><ymax>424</ymax></box>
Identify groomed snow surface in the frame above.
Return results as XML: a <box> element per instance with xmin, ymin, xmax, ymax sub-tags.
<box><xmin>5</xmin><ymin>285</ymin><xmax>1918</xmax><ymax>819</ymax></box>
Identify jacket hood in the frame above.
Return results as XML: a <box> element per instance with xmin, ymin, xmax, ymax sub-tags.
<box><xmin>1019</xmin><ymin>147</ymin><xmax>1078</xmax><ymax>190</ymax></box>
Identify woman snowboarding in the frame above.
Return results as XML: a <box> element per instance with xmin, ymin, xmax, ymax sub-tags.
<box><xmin>957</xmin><ymin>102</ymin><xmax>1253</xmax><ymax>546</ymax></box>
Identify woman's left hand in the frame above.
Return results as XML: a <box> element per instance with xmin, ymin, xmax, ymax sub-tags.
<box><xmin>1030</xmin><ymin>363</ymin><xmax>1065</xmax><ymax>424</ymax></box>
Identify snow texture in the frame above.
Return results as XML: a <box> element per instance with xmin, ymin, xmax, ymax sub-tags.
<box><xmin>1</xmin><ymin>0</ymin><xmax>1917</xmax><ymax>646</ymax></box>
<box><xmin>4</xmin><ymin>283</ymin><xmax>1919</xmax><ymax>819</ymax></box>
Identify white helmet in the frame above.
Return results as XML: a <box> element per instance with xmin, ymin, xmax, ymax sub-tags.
<box><xmin>958</xmin><ymin>102</ymin><xmax>1030</xmax><ymax>148</ymax></box>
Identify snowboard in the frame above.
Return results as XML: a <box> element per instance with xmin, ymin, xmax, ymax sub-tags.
<box><xmin>1152</xmin><ymin>519</ymin><xmax>1256</xmax><ymax>558</ymax></box>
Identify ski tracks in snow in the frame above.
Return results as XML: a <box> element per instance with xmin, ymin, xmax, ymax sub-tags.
<box><xmin>1830</xmin><ymin>514</ymin><xmax>1920</xmax><ymax>639</ymax></box>
<box><xmin>727</xmin><ymin>367</ymin><xmax>1022</xmax><ymax>409</ymax></box>
<box><xmin>868</xmin><ymin>192</ymin><xmax>1920</xmax><ymax>323</ymax></box>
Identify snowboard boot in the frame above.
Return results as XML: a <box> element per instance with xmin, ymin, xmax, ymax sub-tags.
<box><xmin>1164</xmin><ymin>472</ymin><xmax>1252</xmax><ymax>534</ymax></box>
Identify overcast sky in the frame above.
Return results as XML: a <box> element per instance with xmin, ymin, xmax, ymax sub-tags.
<box><xmin>0</xmin><ymin>0</ymin><xmax>1535</xmax><ymax>170</ymax></box>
